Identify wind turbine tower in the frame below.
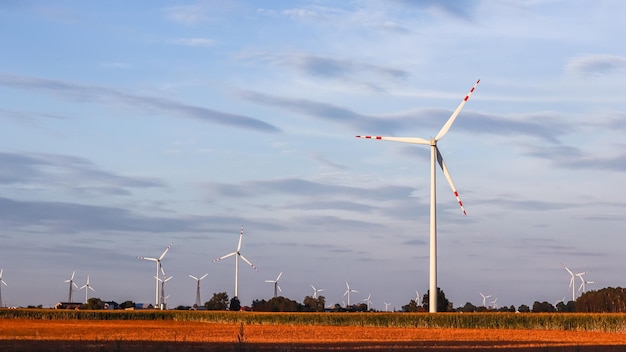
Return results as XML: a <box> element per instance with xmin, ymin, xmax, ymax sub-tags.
<box><xmin>80</xmin><ymin>276</ymin><xmax>95</xmax><ymax>304</ymax></box>
<box><xmin>189</xmin><ymin>273</ymin><xmax>208</xmax><ymax>308</ymax></box>
<box><xmin>64</xmin><ymin>271</ymin><xmax>79</xmax><ymax>303</ymax></box>
<box><xmin>562</xmin><ymin>263</ymin><xmax>584</xmax><ymax>302</ymax></box>
<box><xmin>212</xmin><ymin>226</ymin><xmax>258</xmax><ymax>299</ymax></box>
<box><xmin>343</xmin><ymin>282</ymin><xmax>358</xmax><ymax>308</ymax></box>
<box><xmin>138</xmin><ymin>243</ymin><xmax>172</xmax><ymax>309</ymax></box>
<box><xmin>265</xmin><ymin>272</ymin><xmax>282</xmax><ymax>298</ymax></box>
<box><xmin>0</xmin><ymin>269</ymin><xmax>7</xmax><ymax>308</ymax></box>
<box><xmin>356</xmin><ymin>80</ymin><xmax>480</xmax><ymax>312</ymax></box>
<box><xmin>363</xmin><ymin>294</ymin><xmax>372</xmax><ymax>311</ymax></box>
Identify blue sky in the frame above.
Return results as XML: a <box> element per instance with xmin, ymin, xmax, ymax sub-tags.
<box><xmin>1</xmin><ymin>0</ymin><xmax>625</xmax><ymax>310</ymax></box>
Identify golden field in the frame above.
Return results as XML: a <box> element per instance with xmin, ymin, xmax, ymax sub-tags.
<box><xmin>2</xmin><ymin>316</ymin><xmax>626</xmax><ymax>351</ymax></box>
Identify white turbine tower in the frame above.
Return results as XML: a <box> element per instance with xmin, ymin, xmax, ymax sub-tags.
<box><xmin>138</xmin><ymin>242</ymin><xmax>173</xmax><ymax>308</ymax></box>
<box><xmin>265</xmin><ymin>272</ymin><xmax>282</xmax><ymax>298</ymax></box>
<box><xmin>212</xmin><ymin>226</ymin><xmax>258</xmax><ymax>299</ymax></box>
<box><xmin>343</xmin><ymin>282</ymin><xmax>358</xmax><ymax>308</ymax></box>
<box><xmin>64</xmin><ymin>271</ymin><xmax>79</xmax><ymax>303</ymax></box>
<box><xmin>356</xmin><ymin>80</ymin><xmax>480</xmax><ymax>313</ymax></box>
<box><xmin>0</xmin><ymin>269</ymin><xmax>7</xmax><ymax>308</ymax></box>
<box><xmin>311</xmin><ymin>284</ymin><xmax>325</xmax><ymax>299</ymax></box>
<box><xmin>363</xmin><ymin>293</ymin><xmax>372</xmax><ymax>311</ymax></box>
<box><xmin>189</xmin><ymin>273</ymin><xmax>208</xmax><ymax>308</ymax></box>
<box><xmin>156</xmin><ymin>272</ymin><xmax>172</xmax><ymax>310</ymax></box>
<box><xmin>480</xmin><ymin>292</ymin><xmax>491</xmax><ymax>308</ymax></box>
<box><xmin>80</xmin><ymin>276</ymin><xmax>95</xmax><ymax>304</ymax></box>
<box><xmin>384</xmin><ymin>301</ymin><xmax>391</xmax><ymax>312</ymax></box>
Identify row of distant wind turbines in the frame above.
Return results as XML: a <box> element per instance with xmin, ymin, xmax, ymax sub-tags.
<box><xmin>134</xmin><ymin>227</ymin><xmax>388</xmax><ymax>310</ymax></box>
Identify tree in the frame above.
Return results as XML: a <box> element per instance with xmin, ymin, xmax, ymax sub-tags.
<box><xmin>119</xmin><ymin>300</ymin><xmax>135</xmax><ymax>309</ymax></box>
<box><xmin>518</xmin><ymin>304</ymin><xmax>530</xmax><ymax>313</ymax></box>
<box><xmin>459</xmin><ymin>302</ymin><xmax>477</xmax><ymax>313</ymax></box>
<box><xmin>531</xmin><ymin>301</ymin><xmax>555</xmax><ymax>313</ymax></box>
<box><xmin>303</xmin><ymin>295</ymin><xmax>326</xmax><ymax>312</ymax></box>
<box><xmin>401</xmin><ymin>300</ymin><xmax>420</xmax><ymax>312</ymax></box>
<box><xmin>229</xmin><ymin>296</ymin><xmax>241</xmax><ymax>311</ymax></box>
<box><xmin>422</xmin><ymin>288</ymin><xmax>450</xmax><ymax>312</ymax></box>
<box><xmin>81</xmin><ymin>297</ymin><xmax>104</xmax><ymax>310</ymax></box>
<box><xmin>576</xmin><ymin>287</ymin><xmax>626</xmax><ymax>312</ymax></box>
<box><xmin>204</xmin><ymin>292</ymin><xmax>229</xmax><ymax>311</ymax></box>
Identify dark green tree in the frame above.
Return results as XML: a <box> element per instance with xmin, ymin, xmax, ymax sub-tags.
<box><xmin>460</xmin><ymin>302</ymin><xmax>477</xmax><ymax>313</ymax></box>
<box><xmin>81</xmin><ymin>297</ymin><xmax>104</xmax><ymax>310</ymax></box>
<box><xmin>577</xmin><ymin>287</ymin><xmax>626</xmax><ymax>312</ymax></box>
<box><xmin>119</xmin><ymin>300</ymin><xmax>135</xmax><ymax>309</ymax></box>
<box><xmin>229</xmin><ymin>296</ymin><xmax>241</xmax><ymax>311</ymax></box>
<box><xmin>303</xmin><ymin>296</ymin><xmax>326</xmax><ymax>312</ymax></box>
<box><xmin>402</xmin><ymin>299</ymin><xmax>420</xmax><ymax>312</ymax></box>
<box><xmin>531</xmin><ymin>301</ymin><xmax>555</xmax><ymax>313</ymax></box>
<box><xmin>422</xmin><ymin>288</ymin><xmax>450</xmax><ymax>312</ymax></box>
<box><xmin>204</xmin><ymin>292</ymin><xmax>229</xmax><ymax>310</ymax></box>
<box><xmin>518</xmin><ymin>304</ymin><xmax>530</xmax><ymax>313</ymax></box>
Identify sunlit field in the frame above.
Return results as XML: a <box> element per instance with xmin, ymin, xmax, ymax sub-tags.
<box><xmin>1</xmin><ymin>310</ymin><xmax>626</xmax><ymax>351</ymax></box>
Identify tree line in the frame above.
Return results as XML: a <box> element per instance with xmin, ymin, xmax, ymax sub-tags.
<box><xmin>45</xmin><ymin>287</ymin><xmax>626</xmax><ymax>312</ymax></box>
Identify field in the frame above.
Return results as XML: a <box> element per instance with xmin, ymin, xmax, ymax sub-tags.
<box><xmin>1</xmin><ymin>310</ymin><xmax>626</xmax><ymax>351</ymax></box>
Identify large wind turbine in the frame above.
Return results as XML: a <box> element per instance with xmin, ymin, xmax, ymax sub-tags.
<box><xmin>156</xmin><ymin>268</ymin><xmax>172</xmax><ymax>310</ymax></box>
<box><xmin>213</xmin><ymin>226</ymin><xmax>258</xmax><ymax>299</ymax></box>
<box><xmin>577</xmin><ymin>272</ymin><xmax>594</xmax><ymax>293</ymax></box>
<box><xmin>265</xmin><ymin>272</ymin><xmax>282</xmax><ymax>298</ymax></box>
<box><xmin>80</xmin><ymin>276</ymin><xmax>95</xmax><ymax>304</ymax></box>
<box><xmin>0</xmin><ymin>269</ymin><xmax>6</xmax><ymax>308</ymax></box>
<box><xmin>189</xmin><ymin>273</ymin><xmax>208</xmax><ymax>308</ymax></box>
<box><xmin>64</xmin><ymin>271</ymin><xmax>79</xmax><ymax>303</ymax></box>
<box><xmin>480</xmin><ymin>292</ymin><xmax>491</xmax><ymax>308</ymax></box>
<box><xmin>356</xmin><ymin>80</ymin><xmax>480</xmax><ymax>312</ymax></box>
<box><xmin>363</xmin><ymin>293</ymin><xmax>372</xmax><ymax>311</ymax></box>
<box><xmin>138</xmin><ymin>242</ymin><xmax>173</xmax><ymax>308</ymax></box>
<box><xmin>343</xmin><ymin>282</ymin><xmax>358</xmax><ymax>308</ymax></box>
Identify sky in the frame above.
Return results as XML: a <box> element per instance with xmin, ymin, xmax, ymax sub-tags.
<box><xmin>1</xmin><ymin>0</ymin><xmax>625</xmax><ymax>311</ymax></box>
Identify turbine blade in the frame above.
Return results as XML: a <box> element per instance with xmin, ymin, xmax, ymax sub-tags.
<box><xmin>72</xmin><ymin>283</ymin><xmax>79</xmax><ymax>289</ymax></box>
<box><xmin>277</xmin><ymin>285</ymin><xmax>282</xmax><ymax>292</ymax></box>
<box><xmin>435</xmin><ymin>79</ymin><xmax>480</xmax><ymax>141</ymax></box>
<box><xmin>561</xmin><ymin>263</ymin><xmax>574</xmax><ymax>276</ymax></box>
<box><xmin>1</xmin><ymin>280</ymin><xmax>6</xmax><ymax>286</ymax></box>
<box><xmin>436</xmin><ymin>148</ymin><xmax>466</xmax><ymax>215</ymax></box>
<box><xmin>213</xmin><ymin>252</ymin><xmax>236</xmax><ymax>262</ymax></box>
<box><xmin>356</xmin><ymin>136</ymin><xmax>430</xmax><ymax>145</ymax></box>
<box><xmin>199</xmin><ymin>274</ymin><xmax>208</xmax><ymax>280</ymax></box>
<box><xmin>239</xmin><ymin>254</ymin><xmax>258</xmax><ymax>271</ymax></box>
<box><xmin>139</xmin><ymin>257</ymin><xmax>158</xmax><ymax>262</ymax></box>
<box><xmin>237</xmin><ymin>226</ymin><xmax>244</xmax><ymax>251</ymax></box>
<box><xmin>71</xmin><ymin>271</ymin><xmax>75</xmax><ymax>280</ymax></box>
<box><xmin>189</xmin><ymin>275</ymin><xmax>198</xmax><ymax>280</ymax></box>
<box><xmin>276</xmin><ymin>272</ymin><xmax>282</xmax><ymax>281</ymax></box>
<box><xmin>159</xmin><ymin>242</ymin><xmax>173</xmax><ymax>260</ymax></box>
<box><xmin>89</xmin><ymin>286</ymin><xmax>96</xmax><ymax>292</ymax></box>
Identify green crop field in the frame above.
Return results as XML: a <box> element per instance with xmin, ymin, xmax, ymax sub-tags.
<box><xmin>2</xmin><ymin>309</ymin><xmax>626</xmax><ymax>333</ymax></box>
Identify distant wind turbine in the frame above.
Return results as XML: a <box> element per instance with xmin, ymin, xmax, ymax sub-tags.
<box><xmin>156</xmin><ymin>267</ymin><xmax>172</xmax><ymax>310</ymax></box>
<box><xmin>490</xmin><ymin>298</ymin><xmax>498</xmax><ymax>310</ymax></box>
<box><xmin>138</xmin><ymin>242</ymin><xmax>173</xmax><ymax>308</ymax></box>
<box><xmin>189</xmin><ymin>273</ymin><xmax>208</xmax><ymax>308</ymax></box>
<box><xmin>80</xmin><ymin>276</ymin><xmax>95</xmax><ymax>304</ymax></box>
<box><xmin>384</xmin><ymin>301</ymin><xmax>391</xmax><ymax>312</ymax></box>
<box><xmin>212</xmin><ymin>226</ymin><xmax>258</xmax><ymax>299</ymax></box>
<box><xmin>265</xmin><ymin>272</ymin><xmax>282</xmax><ymax>298</ymax></box>
<box><xmin>577</xmin><ymin>272</ymin><xmax>594</xmax><ymax>293</ymax></box>
<box><xmin>343</xmin><ymin>282</ymin><xmax>358</xmax><ymax>308</ymax></box>
<box><xmin>356</xmin><ymin>80</ymin><xmax>480</xmax><ymax>312</ymax></box>
<box><xmin>0</xmin><ymin>269</ymin><xmax>7</xmax><ymax>308</ymax></box>
<box><xmin>363</xmin><ymin>293</ymin><xmax>372</xmax><ymax>311</ymax></box>
<box><xmin>415</xmin><ymin>291</ymin><xmax>420</xmax><ymax>305</ymax></box>
<box><xmin>480</xmin><ymin>292</ymin><xmax>491</xmax><ymax>308</ymax></box>
<box><xmin>64</xmin><ymin>271</ymin><xmax>79</xmax><ymax>303</ymax></box>
<box><xmin>562</xmin><ymin>263</ymin><xmax>581</xmax><ymax>302</ymax></box>
<box><xmin>311</xmin><ymin>284</ymin><xmax>325</xmax><ymax>299</ymax></box>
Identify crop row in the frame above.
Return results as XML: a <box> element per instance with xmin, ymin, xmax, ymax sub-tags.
<box><xmin>2</xmin><ymin>309</ymin><xmax>626</xmax><ymax>332</ymax></box>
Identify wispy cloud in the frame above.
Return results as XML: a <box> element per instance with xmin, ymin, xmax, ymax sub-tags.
<box><xmin>170</xmin><ymin>37</ymin><xmax>215</xmax><ymax>47</ymax></box>
<box><xmin>0</xmin><ymin>152</ymin><xmax>165</xmax><ymax>195</ymax></box>
<box><xmin>566</xmin><ymin>54</ymin><xmax>626</xmax><ymax>76</ymax></box>
<box><xmin>239</xmin><ymin>51</ymin><xmax>408</xmax><ymax>91</ymax></box>
<box><xmin>0</xmin><ymin>74</ymin><xmax>280</xmax><ymax>133</ymax></box>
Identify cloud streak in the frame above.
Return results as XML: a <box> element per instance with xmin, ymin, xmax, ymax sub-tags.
<box><xmin>0</xmin><ymin>74</ymin><xmax>280</xmax><ymax>133</ymax></box>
